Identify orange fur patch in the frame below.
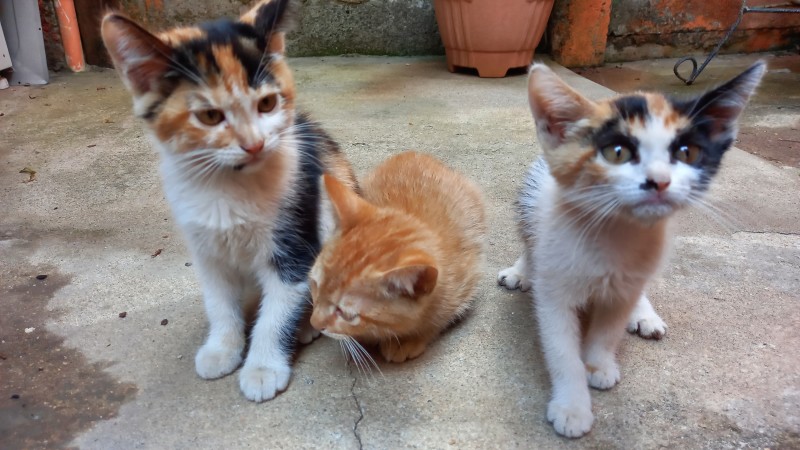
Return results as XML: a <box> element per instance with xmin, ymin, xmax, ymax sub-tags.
<box><xmin>311</xmin><ymin>152</ymin><xmax>486</xmax><ymax>362</ymax></box>
<box><xmin>211</xmin><ymin>45</ymin><xmax>248</xmax><ymax>91</ymax></box>
<box><xmin>158</xmin><ymin>27</ymin><xmax>204</xmax><ymax>46</ymax></box>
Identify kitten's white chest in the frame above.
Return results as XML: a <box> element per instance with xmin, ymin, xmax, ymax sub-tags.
<box><xmin>161</xmin><ymin>168</ymin><xmax>283</xmax><ymax>266</ymax></box>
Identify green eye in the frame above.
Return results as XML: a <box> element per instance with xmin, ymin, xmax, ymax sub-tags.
<box><xmin>601</xmin><ymin>144</ymin><xmax>634</xmax><ymax>165</ymax></box>
<box><xmin>195</xmin><ymin>109</ymin><xmax>225</xmax><ymax>126</ymax></box>
<box><xmin>673</xmin><ymin>144</ymin><xmax>701</xmax><ymax>164</ymax></box>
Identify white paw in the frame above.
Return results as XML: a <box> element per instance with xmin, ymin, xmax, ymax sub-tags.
<box><xmin>586</xmin><ymin>360</ymin><xmax>620</xmax><ymax>390</ymax></box>
<box><xmin>547</xmin><ymin>399</ymin><xmax>594</xmax><ymax>438</ymax></box>
<box><xmin>627</xmin><ymin>312</ymin><xmax>668</xmax><ymax>340</ymax></box>
<box><xmin>238</xmin><ymin>363</ymin><xmax>291</xmax><ymax>402</ymax></box>
<box><xmin>497</xmin><ymin>266</ymin><xmax>532</xmax><ymax>292</ymax></box>
<box><xmin>297</xmin><ymin>321</ymin><xmax>321</xmax><ymax>345</ymax></box>
<box><xmin>195</xmin><ymin>341</ymin><xmax>243</xmax><ymax>379</ymax></box>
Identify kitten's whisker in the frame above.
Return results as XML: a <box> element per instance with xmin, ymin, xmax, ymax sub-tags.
<box><xmin>687</xmin><ymin>195</ymin><xmax>742</xmax><ymax>232</ymax></box>
<box><xmin>350</xmin><ymin>338</ymin><xmax>383</xmax><ymax>378</ymax></box>
<box><xmin>568</xmin><ymin>197</ymin><xmax>619</xmax><ymax>260</ymax></box>
<box><xmin>345</xmin><ymin>337</ymin><xmax>372</xmax><ymax>381</ymax></box>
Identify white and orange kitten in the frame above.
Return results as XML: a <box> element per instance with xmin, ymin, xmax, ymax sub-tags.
<box><xmin>102</xmin><ymin>0</ymin><xmax>356</xmax><ymax>402</ymax></box>
<box><xmin>499</xmin><ymin>63</ymin><xmax>765</xmax><ymax>437</ymax></box>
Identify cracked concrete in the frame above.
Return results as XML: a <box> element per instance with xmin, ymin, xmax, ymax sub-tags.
<box><xmin>350</xmin><ymin>370</ymin><xmax>365</xmax><ymax>450</ymax></box>
<box><xmin>1</xmin><ymin>55</ymin><xmax>798</xmax><ymax>448</ymax></box>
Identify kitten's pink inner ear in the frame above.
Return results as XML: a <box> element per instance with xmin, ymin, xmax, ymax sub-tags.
<box><xmin>383</xmin><ymin>264</ymin><xmax>438</xmax><ymax>300</ymax></box>
<box><xmin>527</xmin><ymin>64</ymin><xmax>594</xmax><ymax>145</ymax></box>
<box><xmin>101</xmin><ymin>14</ymin><xmax>172</xmax><ymax>94</ymax></box>
<box><xmin>268</xmin><ymin>32</ymin><xmax>285</xmax><ymax>55</ymax></box>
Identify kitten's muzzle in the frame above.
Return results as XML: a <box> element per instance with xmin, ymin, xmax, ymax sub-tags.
<box><xmin>640</xmin><ymin>178</ymin><xmax>670</xmax><ymax>193</ymax></box>
<box><xmin>240</xmin><ymin>139</ymin><xmax>265</xmax><ymax>155</ymax></box>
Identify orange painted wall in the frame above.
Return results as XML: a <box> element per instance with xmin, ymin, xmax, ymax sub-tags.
<box><xmin>606</xmin><ymin>0</ymin><xmax>800</xmax><ymax>61</ymax></box>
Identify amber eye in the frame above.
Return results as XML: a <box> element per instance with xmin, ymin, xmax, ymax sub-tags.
<box><xmin>673</xmin><ymin>144</ymin><xmax>701</xmax><ymax>165</ymax></box>
<box><xmin>601</xmin><ymin>144</ymin><xmax>634</xmax><ymax>165</ymax></box>
<box><xmin>258</xmin><ymin>94</ymin><xmax>278</xmax><ymax>113</ymax></box>
<box><xmin>194</xmin><ymin>109</ymin><xmax>225</xmax><ymax>126</ymax></box>
<box><xmin>335</xmin><ymin>306</ymin><xmax>358</xmax><ymax>322</ymax></box>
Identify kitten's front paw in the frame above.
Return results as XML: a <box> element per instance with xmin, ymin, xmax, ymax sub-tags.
<box><xmin>380</xmin><ymin>338</ymin><xmax>428</xmax><ymax>363</ymax></box>
<box><xmin>195</xmin><ymin>341</ymin><xmax>243</xmax><ymax>380</ymax></box>
<box><xmin>586</xmin><ymin>360</ymin><xmax>620</xmax><ymax>390</ymax></box>
<box><xmin>238</xmin><ymin>363</ymin><xmax>291</xmax><ymax>402</ymax></box>
<box><xmin>627</xmin><ymin>312</ymin><xmax>668</xmax><ymax>339</ymax></box>
<box><xmin>497</xmin><ymin>266</ymin><xmax>532</xmax><ymax>292</ymax></box>
<box><xmin>297</xmin><ymin>320</ymin><xmax>321</xmax><ymax>345</ymax></box>
<box><xmin>547</xmin><ymin>399</ymin><xmax>594</xmax><ymax>438</ymax></box>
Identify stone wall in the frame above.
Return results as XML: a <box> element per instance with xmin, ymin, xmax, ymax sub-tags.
<box><xmin>605</xmin><ymin>0</ymin><xmax>800</xmax><ymax>62</ymax></box>
<box><xmin>57</xmin><ymin>0</ymin><xmax>443</xmax><ymax>68</ymax></box>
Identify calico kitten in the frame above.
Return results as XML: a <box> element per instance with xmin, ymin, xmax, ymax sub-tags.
<box><xmin>498</xmin><ymin>63</ymin><xmax>765</xmax><ymax>437</ymax></box>
<box><xmin>309</xmin><ymin>152</ymin><xmax>486</xmax><ymax>363</ymax></box>
<box><xmin>102</xmin><ymin>0</ymin><xmax>356</xmax><ymax>402</ymax></box>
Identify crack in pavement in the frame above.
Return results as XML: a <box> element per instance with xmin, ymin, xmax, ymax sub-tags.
<box><xmin>349</xmin><ymin>365</ymin><xmax>364</xmax><ymax>450</ymax></box>
<box><xmin>733</xmin><ymin>230</ymin><xmax>800</xmax><ymax>237</ymax></box>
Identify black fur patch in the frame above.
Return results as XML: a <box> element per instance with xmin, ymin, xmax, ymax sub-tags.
<box><xmin>164</xmin><ymin>0</ymin><xmax>291</xmax><ymax>89</ymax></box>
<box><xmin>613</xmin><ymin>95</ymin><xmax>649</xmax><ymax>121</ymax></box>
<box><xmin>591</xmin><ymin>118</ymin><xmax>641</xmax><ymax>163</ymax></box>
<box><xmin>670</xmin><ymin>111</ymin><xmax>733</xmax><ymax>190</ymax></box>
<box><xmin>271</xmin><ymin>114</ymin><xmax>326</xmax><ymax>285</ymax></box>
<box><xmin>277</xmin><ymin>303</ymin><xmax>305</xmax><ymax>356</ymax></box>
<box><xmin>269</xmin><ymin>113</ymin><xmax>336</xmax><ymax>354</ymax></box>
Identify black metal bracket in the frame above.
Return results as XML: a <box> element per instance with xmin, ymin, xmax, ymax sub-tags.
<box><xmin>673</xmin><ymin>1</ymin><xmax>800</xmax><ymax>85</ymax></box>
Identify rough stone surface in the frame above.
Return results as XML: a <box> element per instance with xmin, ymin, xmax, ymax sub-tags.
<box><xmin>111</xmin><ymin>0</ymin><xmax>443</xmax><ymax>58</ymax></box>
<box><xmin>0</xmin><ymin>56</ymin><xmax>798</xmax><ymax>448</ymax></box>
<box><xmin>606</xmin><ymin>0</ymin><xmax>800</xmax><ymax>62</ymax></box>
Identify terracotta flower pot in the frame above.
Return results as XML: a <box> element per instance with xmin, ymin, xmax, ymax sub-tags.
<box><xmin>434</xmin><ymin>0</ymin><xmax>555</xmax><ymax>78</ymax></box>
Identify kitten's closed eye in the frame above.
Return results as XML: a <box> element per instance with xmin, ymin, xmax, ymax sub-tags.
<box><xmin>335</xmin><ymin>306</ymin><xmax>359</xmax><ymax>322</ymax></box>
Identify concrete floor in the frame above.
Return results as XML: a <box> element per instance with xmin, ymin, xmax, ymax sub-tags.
<box><xmin>1</xmin><ymin>55</ymin><xmax>798</xmax><ymax>449</ymax></box>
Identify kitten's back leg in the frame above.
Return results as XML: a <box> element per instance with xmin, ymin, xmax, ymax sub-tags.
<box><xmin>626</xmin><ymin>294</ymin><xmax>668</xmax><ymax>339</ymax></box>
<box><xmin>497</xmin><ymin>252</ymin><xmax>533</xmax><ymax>292</ymax></box>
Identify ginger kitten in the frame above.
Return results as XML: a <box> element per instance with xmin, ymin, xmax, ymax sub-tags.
<box><xmin>309</xmin><ymin>152</ymin><xmax>487</xmax><ymax>363</ymax></box>
<box><xmin>498</xmin><ymin>63</ymin><xmax>765</xmax><ymax>437</ymax></box>
<box><xmin>102</xmin><ymin>0</ymin><xmax>356</xmax><ymax>402</ymax></box>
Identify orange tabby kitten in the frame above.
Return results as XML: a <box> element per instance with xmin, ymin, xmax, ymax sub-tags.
<box><xmin>309</xmin><ymin>151</ymin><xmax>486</xmax><ymax>363</ymax></box>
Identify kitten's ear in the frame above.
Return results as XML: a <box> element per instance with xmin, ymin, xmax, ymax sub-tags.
<box><xmin>381</xmin><ymin>254</ymin><xmax>438</xmax><ymax>300</ymax></box>
<box><xmin>101</xmin><ymin>14</ymin><xmax>173</xmax><ymax>95</ymax></box>
<box><xmin>240</xmin><ymin>0</ymin><xmax>294</xmax><ymax>55</ymax></box>
<box><xmin>323</xmin><ymin>174</ymin><xmax>373</xmax><ymax>232</ymax></box>
<box><xmin>681</xmin><ymin>61</ymin><xmax>765</xmax><ymax>139</ymax></box>
<box><xmin>528</xmin><ymin>63</ymin><xmax>596</xmax><ymax>149</ymax></box>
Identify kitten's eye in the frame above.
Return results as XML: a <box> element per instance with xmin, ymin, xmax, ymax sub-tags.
<box><xmin>258</xmin><ymin>94</ymin><xmax>278</xmax><ymax>113</ymax></box>
<box><xmin>601</xmin><ymin>144</ymin><xmax>634</xmax><ymax>165</ymax></box>
<box><xmin>673</xmin><ymin>144</ymin><xmax>701</xmax><ymax>165</ymax></box>
<box><xmin>335</xmin><ymin>307</ymin><xmax>358</xmax><ymax>322</ymax></box>
<box><xmin>195</xmin><ymin>109</ymin><xmax>225</xmax><ymax>126</ymax></box>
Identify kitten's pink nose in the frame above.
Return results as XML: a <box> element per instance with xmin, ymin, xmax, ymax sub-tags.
<box><xmin>642</xmin><ymin>178</ymin><xmax>671</xmax><ymax>192</ymax></box>
<box><xmin>241</xmin><ymin>140</ymin><xmax>264</xmax><ymax>155</ymax></box>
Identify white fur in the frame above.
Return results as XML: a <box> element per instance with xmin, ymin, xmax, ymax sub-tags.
<box><xmin>627</xmin><ymin>294</ymin><xmax>668</xmax><ymax>339</ymax></box>
<box><xmin>156</xmin><ymin>130</ymin><xmax>318</xmax><ymax>401</ymax></box>
<box><xmin>505</xmin><ymin>62</ymin><xmax>762</xmax><ymax>438</ymax></box>
<box><xmin>501</xmin><ymin>161</ymin><xmax>673</xmax><ymax>437</ymax></box>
